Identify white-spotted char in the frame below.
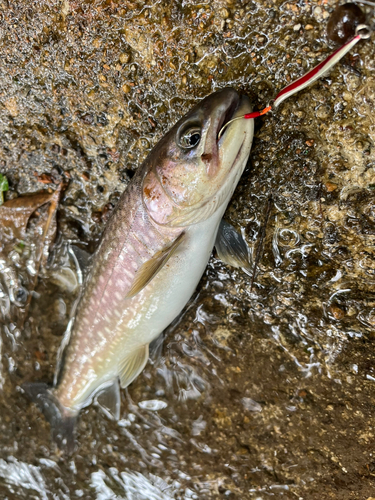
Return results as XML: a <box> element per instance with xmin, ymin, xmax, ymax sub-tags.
<box><xmin>23</xmin><ymin>88</ymin><xmax>254</xmax><ymax>452</ymax></box>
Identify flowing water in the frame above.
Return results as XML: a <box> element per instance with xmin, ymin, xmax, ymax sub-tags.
<box><xmin>0</xmin><ymin>0</ymin><xmax>375</xmax><ymax>498</ymax></box>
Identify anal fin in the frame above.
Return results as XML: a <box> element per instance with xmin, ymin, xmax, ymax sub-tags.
<box><xmin>119</xmin><ymin>345</ymin><xmax>149</xmax><ymax>389</ymax></box>
<box><xmin>215</xmin><ymin>220</ymin><xmax>251</xmax><ymax>269</ymax></box>
<box><xmin>95</xmin><ymin>380</ymin><xmax>121</xmax><ymax>420</ymax></box>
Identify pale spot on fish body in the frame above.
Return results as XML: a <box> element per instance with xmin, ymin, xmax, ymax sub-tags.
<box><xmin>94</xmin><ymin>315</ymin><xmax>103</xmax><ymax>326</ymax></box>
<box><xmin>102</xmin><ymin>312</ymin><xmax>113</xmax><ymax>322</ymax></box>
<box><xmin>145</xmin><ymin>302</ymin><xmax>158</xmax><ymax>320</ymax></box>
<box><xmin>116</xmin><ymin>280</ymin><xmax>129</xmax><ymax>293</ymax></box>
<box><xmin>98</xmin><ymin>338</ymin><xmax>107</xmax><ymax>350</ymax></box>
<box><xmin>79</xmin><ymin>355</ymin><xmax>89</xmax><ymax>367</ymax></box>
<box><xmin>128</xmin><ymin>313</ymin><xmax>142</xmax><ymax>329</ymax></box>
<box><xmin>121</xmin><ymin>268</ymin><xmax>133</xmax><ymax>279</ymax></box>
<box><xmin>142</xmin><ymin>234</ymin><xmax>150</xmax><ymax>245</ymax></box>
<box><xmin>100</xmin><ymin>297</ymin><xmax>108</xmax><ymax>306</ymax></box>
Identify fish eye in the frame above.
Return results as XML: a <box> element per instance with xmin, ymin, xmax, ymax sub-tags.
<box><xmin>177</xmin><ymin>126</ymin><xmax>201</xmax><ymax>149</ymax></box>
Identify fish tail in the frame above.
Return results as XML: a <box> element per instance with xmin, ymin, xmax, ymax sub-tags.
<box><xmin>22</xmin><ymin>382</ymin><xmax>77</xmax><ymax>454</ymax></box>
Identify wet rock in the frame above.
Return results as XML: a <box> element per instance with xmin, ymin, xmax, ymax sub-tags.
<box><xmin>0</xmin><ymin>0</ymin><xmax>374</xmax><ymax>498</ymax></box>
<box><xmin>327</xmin><ymin>3</ymin><xmax>366</xmax><ymax>44</ymax></box>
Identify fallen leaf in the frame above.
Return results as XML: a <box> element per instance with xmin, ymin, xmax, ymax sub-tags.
<box><xmin>1</xmin><ymin>185</ymin><xmax>63</xmax><ymax>327</ymax></box>
<box><xmin>0</xmin><ymin>191</ymin><xmax>56</xmax><ymax>244</ymax></box>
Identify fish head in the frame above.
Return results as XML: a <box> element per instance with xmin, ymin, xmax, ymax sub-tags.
<box><xmin>142</xmin><ymin>88</ymin><xmax>254</xmax><ymax>227</ymax></box>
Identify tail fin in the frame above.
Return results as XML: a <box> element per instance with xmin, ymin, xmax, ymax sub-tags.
<box><xmin>22</xmin><ymin>382</ymin><xmax>78</xmax><ymax>454</ymax></box>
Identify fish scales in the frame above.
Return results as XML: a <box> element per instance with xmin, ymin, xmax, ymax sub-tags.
<box><xmin>55</xmin><ymin>175</ymin><xmax>181</xmax><ymax>409</ymax></box>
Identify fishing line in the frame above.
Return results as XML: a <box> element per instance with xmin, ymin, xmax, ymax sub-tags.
<box><xmin>355</xmin><ymin>0</ymin><xmax>375</xmax><ymax>6</ymax></box>
<box><xmin>218</xmin><ymin>24</ymin><xmax>372</xmax><ymax>139</ymax></box>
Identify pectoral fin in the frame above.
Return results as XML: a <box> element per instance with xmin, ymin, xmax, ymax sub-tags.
<box><xmin>95</xmin><ymin>380</ymin><xmax>121</xmax><ymax>420</ymax></box>
<box><xmin>125</xmin><ymin>232</ymin><xmax>185</xmax><ymax>299</ymax></box>
<box><xmin>215</xmin><ymin>220</ymin><xmax>250</xmax><ymax>269</ymax></box>
<box><xmin>119</xmin><ymin>344</ymin><xmax>149</xmax><ymax>389</ymax></box>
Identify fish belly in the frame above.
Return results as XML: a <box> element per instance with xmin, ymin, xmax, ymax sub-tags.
<box><xmin>120</xmin><ymin>205</ymin><xmax>225</xmax><ymax>347</ymax></box>
<box><xmin>55</xmin><ymin>202</ymin><xmax>225</xmax><ymax>411</ymax></box>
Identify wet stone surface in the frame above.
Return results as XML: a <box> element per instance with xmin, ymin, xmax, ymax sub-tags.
<box><xmin>0</xmin><ymin>0</ymin><xmax>374</xmax><ymax>498</ymax></box>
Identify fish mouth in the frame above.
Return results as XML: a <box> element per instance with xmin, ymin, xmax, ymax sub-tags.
<box><xmin>216</xmin><ymin>91</ymin><xmax>253</xmax><ymax>181</ymax></box>
<box><xmin>201</xmin><ymin>91</ymin><xmax>251</xmax><ymax>179</ymax></box>
<box><xmin>216</xmin><ymin>96</ymin><xmax>241</xmax><ymax>143</ymax></box>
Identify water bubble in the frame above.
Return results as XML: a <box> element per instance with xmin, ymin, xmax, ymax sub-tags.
<box><xmin>138</xmin><ymin>400</ymin><xmax>168</xmax><ymax>411</ymax></box>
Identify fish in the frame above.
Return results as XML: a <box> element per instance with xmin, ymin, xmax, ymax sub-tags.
<box><xmin>22</xmin><ymin>88</ymin><xmax>254</xmax><ymax>451</ymax></box>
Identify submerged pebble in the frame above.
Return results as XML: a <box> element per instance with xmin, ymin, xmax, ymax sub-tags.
<box><xmin>327</xmin><ymin>3</ymin><xmax>366</xmax><ymax>44</ymax></box>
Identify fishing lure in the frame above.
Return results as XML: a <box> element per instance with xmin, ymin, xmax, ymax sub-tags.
<box><xmin>219</xmin><ymin>24</ymin><xmax>371</xmax><ymax>138</ymax></box>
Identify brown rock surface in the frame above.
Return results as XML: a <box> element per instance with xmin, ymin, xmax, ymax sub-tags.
<box><xmin>0</xmin><ymin>0</ymin><xmax>374</xmax><ymax>498</ymax></box>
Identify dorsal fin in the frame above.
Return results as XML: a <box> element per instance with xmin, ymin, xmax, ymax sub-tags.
<box><xmin>125</xmin><ymin>232</ymin><xmax>185</xmax><ymax>299</ymax></box>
